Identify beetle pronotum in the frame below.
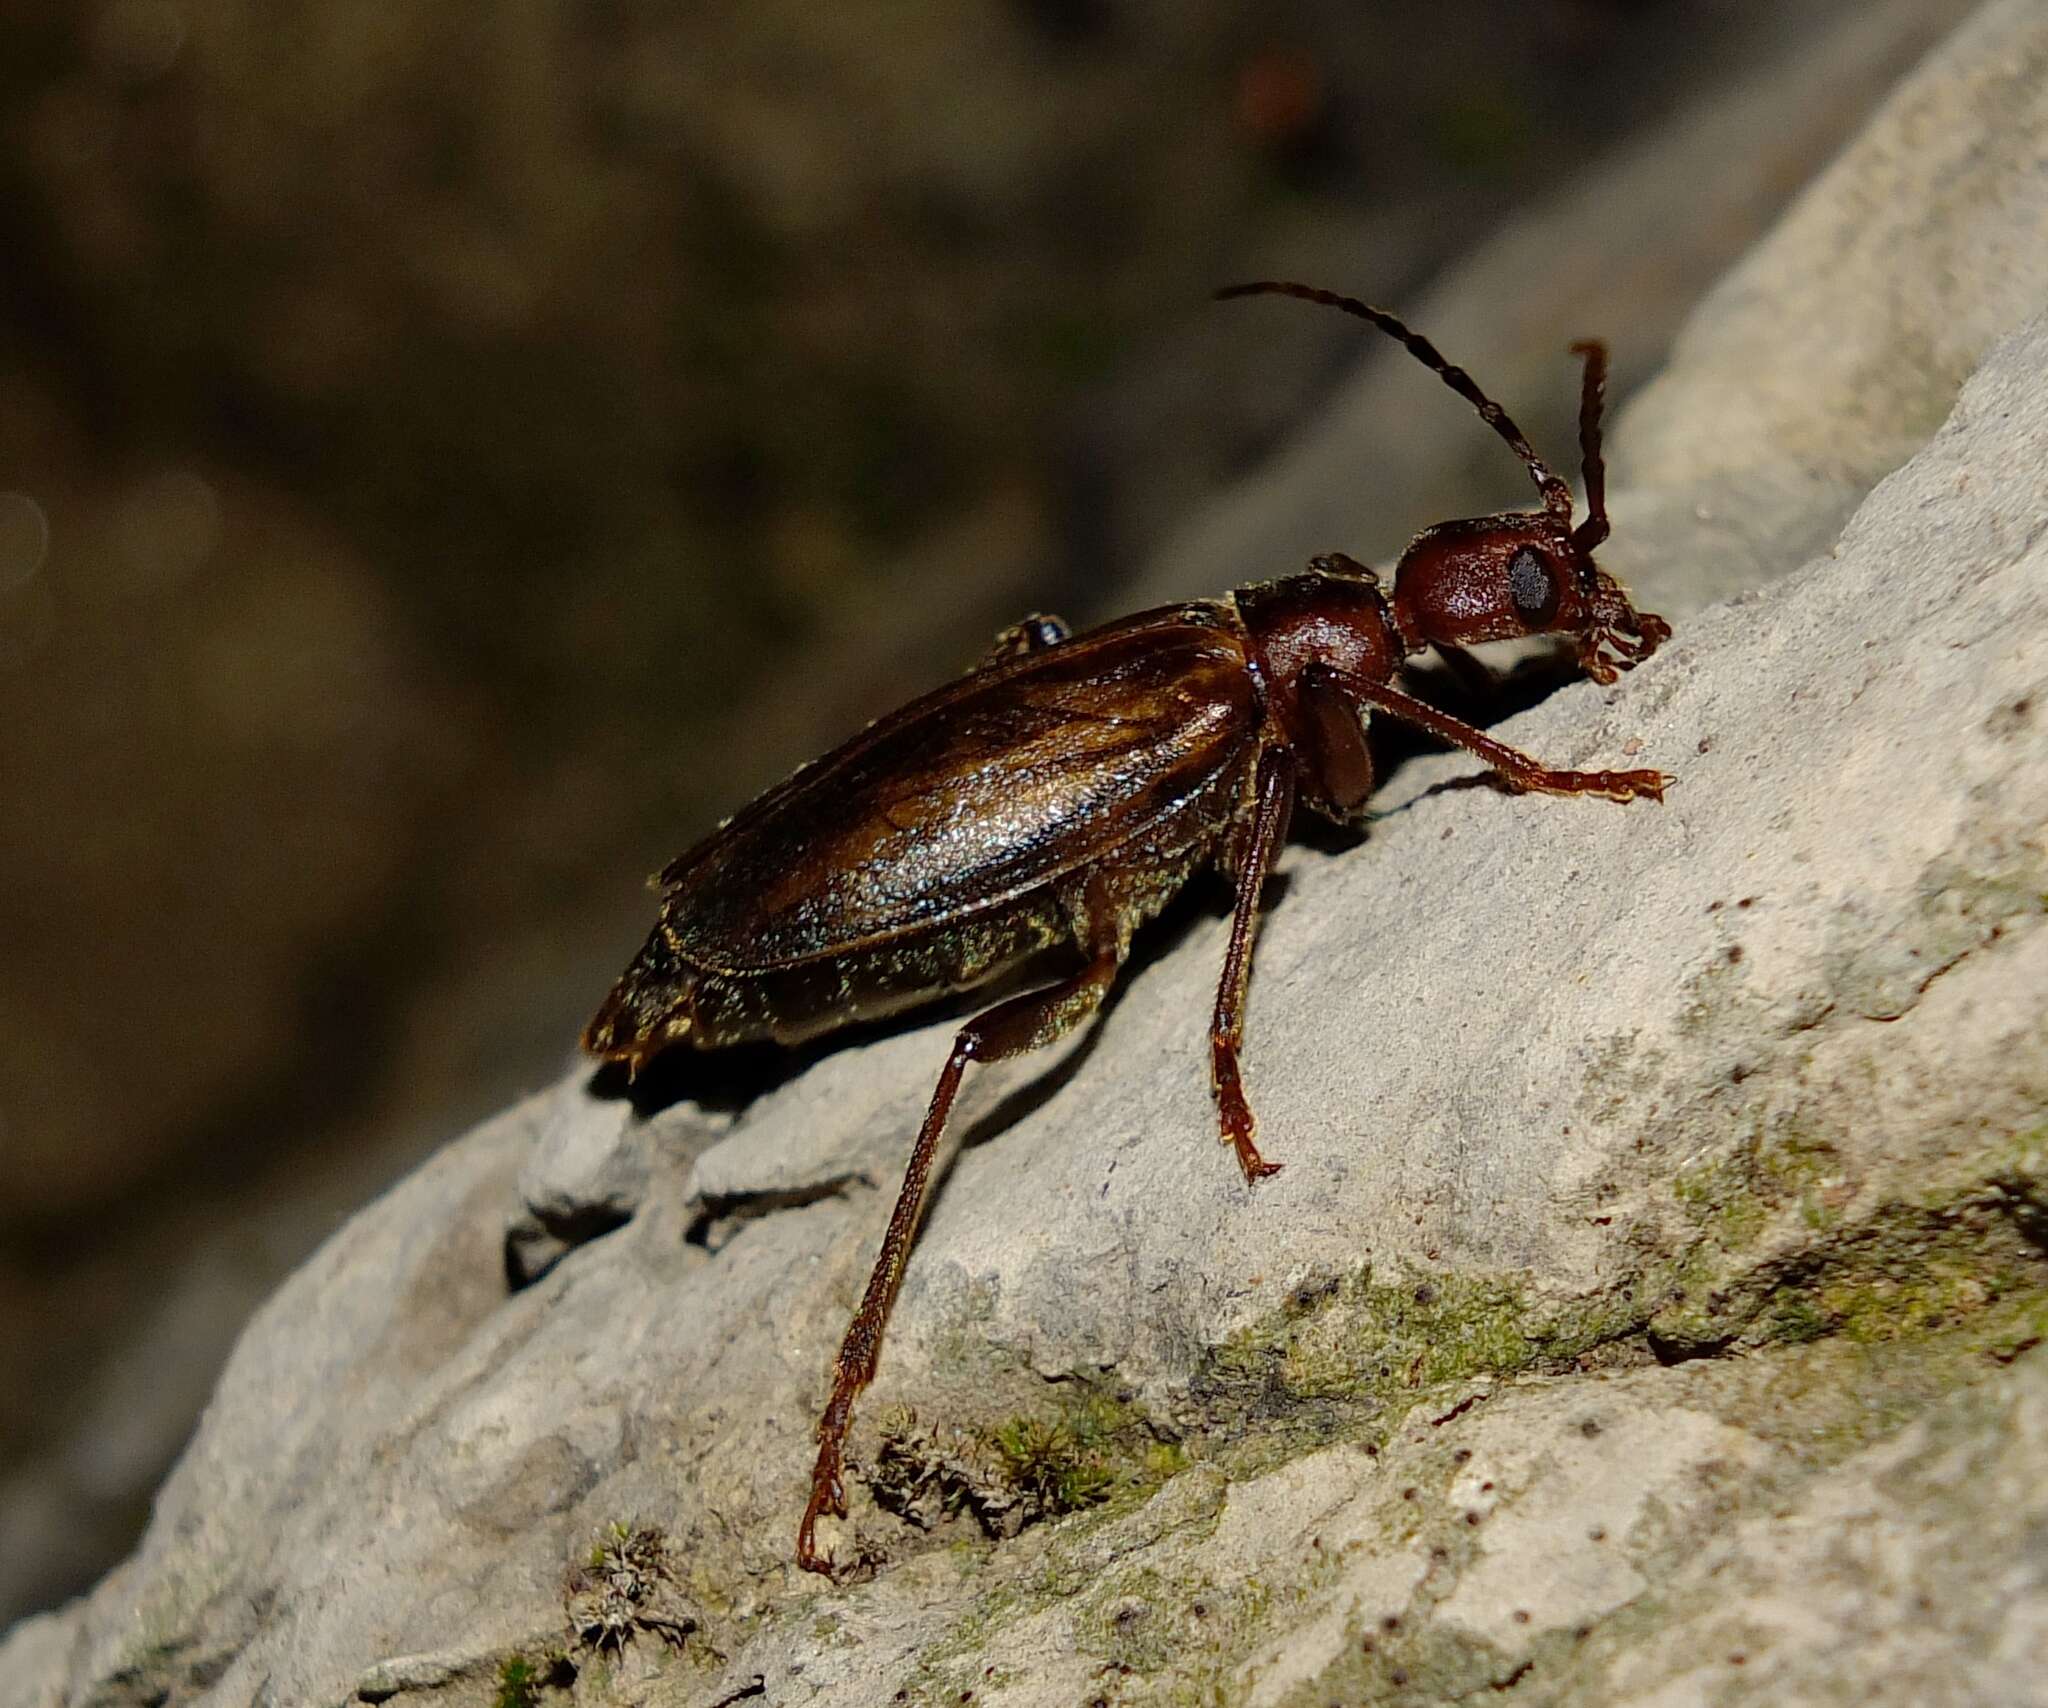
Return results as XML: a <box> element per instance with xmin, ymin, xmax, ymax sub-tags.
<box><xmin>584</xmin><ymin>282</ymin><xmax>1672</xmax><ymax>1575</ymax></box>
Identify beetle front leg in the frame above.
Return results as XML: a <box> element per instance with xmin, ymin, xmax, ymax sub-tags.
<box><xmin>798</xmin><ymin>943</ymin><xmax>1121</xmax><ymax>1577</ymax></box>
<box><xmin>980</xmin><ymin>612</ymin><xmax>1071</xmax><ymax>666</ymax></box>
<box><xmin>1311</xmin><ymin>667</ymin><xmax>1668</xmax><ymax>803</ymax></box>
<box><xmin>1210</xmin><ymin>747</ymin><xmax>1296</xmax><ymax>1184</ymax></box>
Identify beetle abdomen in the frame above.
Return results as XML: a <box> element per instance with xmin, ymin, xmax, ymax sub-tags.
<box><xmin>684</xmin><ymin>891</ymin><xmax>1071</xmax><ymax>1047</ymax></box>
<box><xmin>582</xmin><ymin>920</ymin><xmax>699</xmax><ymax>1066</ymax></box>
<box><xmin>584</xmin><ymin>887</ymin><xmax>1070</xmax><ymax>1060</ymax></box>
<box><xmin>587</xmin><ymin>740</ymin><xmax>1250</xmax><ymax>1064</ymax></box>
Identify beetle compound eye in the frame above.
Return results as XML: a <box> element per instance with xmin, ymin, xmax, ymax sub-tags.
<box><xmin>1508</xmin><ymin>547</ymin><xmax>1558</xmax><ymax>625</ymax></box>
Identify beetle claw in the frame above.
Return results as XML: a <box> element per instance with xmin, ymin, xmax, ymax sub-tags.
<box><xmin>796</xmin><ymin>1486</ymin><xmax>842</xmax><ymax>1578</ymax></box>
<box><xmin>1600</xmin><ymin>768</ymin><xmax>1669</xmax><ymax>804</ymax></box>
<box><xmin>1230</xmin><ymin>1130</ymin><xmax>1283</xmax><ymax>1184</ymax></box>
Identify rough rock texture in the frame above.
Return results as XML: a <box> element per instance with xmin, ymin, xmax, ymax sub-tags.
<box><xmin>8</xmin><ymin>5</ymin><xmax>2048</xmax><ymax>1705</ymax></box>
<box><xmin>1605</xmin><ymin>0</ymin><xmax>2048</xmax><ymax>616</ymax></box>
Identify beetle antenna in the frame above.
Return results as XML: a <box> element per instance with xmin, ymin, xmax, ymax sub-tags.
<box><xmin>1568</xmin><ymin>338</ymin><xmax>1610</xmax><ymax>553</ymax></box>
<box><xmin>1215</xmin><ymin>280</ymin><xmax>1575</xmax><ymax>529</ymax></box>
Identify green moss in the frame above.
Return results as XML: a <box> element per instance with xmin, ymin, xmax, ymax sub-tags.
<box><xmin>494</xmin><ymin>1656</ymin><xmax>542</xmax><ymax>1708</ymax></box>
<box><xmin>1013</xmin><ymin>1392</ymin><xmax>1192</xmax><ymax>1522</ymax></box>
<box><xmin>1819</xmin><ymin>1261</ymin><xmax>1989</xmax><ymax>1344</ymax></box>
<box><xmin>868</xmin><ymin>1386</ymin><xmax>1186</xmax><ymax>1549</ymax></box>
<box><xmin>1283</xmin><ymin>1614</ymin><xmax>1557</xmax><ymax>1708</ymax></box>
<box><xmin>988</xmin><ymin>1415</ymin><xmax>1115</xmax><ymax>1515</ymax></box>
<box><xmin>1774</xmin><ymin>1286</ymin><xmax>2048</xmax><ymax>1465</ymax></box>
<box><xmin>1761</xmin><ymin>1289</ymin><xmax>1833</xmax><ymax>1344</ymax></box>
<box><xmin>1182</xmin><ymin>1120</ymin><xmax>2046</xmax><ymax>1434</ymax></box>
<box><xmin>1672</xmin><ymin>1127</ymin><xmax>1844</xmax><ymax>1253</ymax></box>
<box><xmin>1201</xmin><ymin>1266</ymin><xmax>1641</xmax><ymax>1434</ymax></box>
<box><xmin>1652</xmin><ymin>1120</ymin><xmax>2048</xmax><ymax>1358</ymax></box>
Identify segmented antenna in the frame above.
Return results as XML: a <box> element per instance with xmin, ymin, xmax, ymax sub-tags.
<box><xmin>1568</xmin><ymin>338</ymin><xmax>1610</xmax><ymax>554</ymax></box>
<box><xmin>1214</xmin><ymin>280</ymin><xmax>1576</xmax><ymax>529</ymax></box>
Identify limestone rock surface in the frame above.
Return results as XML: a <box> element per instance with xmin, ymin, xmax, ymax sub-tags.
<box><xmin>7</xmin><ymin>6</ymin><xmax>2048</xmax><ymax>1706</ymax></box>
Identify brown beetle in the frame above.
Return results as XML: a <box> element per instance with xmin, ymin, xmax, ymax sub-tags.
<box><xmin>583</xmin><ymin>282</ymin><xmax>1672</xmax><ymax>1576</ymax></box>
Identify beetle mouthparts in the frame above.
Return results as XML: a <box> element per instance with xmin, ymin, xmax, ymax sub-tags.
<box><xmin>1577</xmin><ymin>568</ymin><xmax>1671</xmax><ymax>684</ymax></box>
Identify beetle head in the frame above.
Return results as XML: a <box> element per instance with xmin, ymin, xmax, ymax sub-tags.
<box><xmin>1215</xmin><ymin>283</ymin><xmax>1669</xmax><ymax>685</ymax></box>
<box><xmin>1389</xmin><ymin>512</ymin><xmax>1670</xmax><ymax>685</ymax></box>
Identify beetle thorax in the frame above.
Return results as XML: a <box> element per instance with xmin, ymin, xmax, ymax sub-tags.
<box><xmin>1234</xmin><ymin>570</ymin><xmax>1402</xmax><ymax>734</ymax></box>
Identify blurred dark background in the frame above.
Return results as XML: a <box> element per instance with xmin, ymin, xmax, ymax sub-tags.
<box><xmin>0</xmin><ymin>0</ymin><xmax>1941</xmax><ymax>1621</ymax></box>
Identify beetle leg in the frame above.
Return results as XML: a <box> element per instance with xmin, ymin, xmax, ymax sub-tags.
<box><xmin>1312</xmin><ymin>668</ymin><xmax>1668</xmax><ymax>803</ymax></box>
<box><xmin>1210</xmin><ymin>746</ymin><xmax>1296</xmax><ymax>1184</ymax></box>
<box><xmin>1425</xmin><ymin>642</ymin><xmax>1499</xmax><ymax>708</ymax></box>
<box><xmin>798</xmin><ymin>942</ymin><xmax>1122</xmax><ymax>1577</ymax></box>
<box><xmin>1297</xmin><ymin>666</ymin><xmax>1376</xmax><ymax>821</ymax></box>
<box><xmin>980</xmin><ymin>612</ymin><xmax>1071</xmax><ymax>665</ymax></box>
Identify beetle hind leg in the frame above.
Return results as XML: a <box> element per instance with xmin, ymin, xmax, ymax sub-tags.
<box><xmin>798</xmin><ymin>932</ymin><xmax>1123</xmax><ymax>1576</ymax></box>
<box><xmin>1210</xmin><ymin>748</ymin><xmax>1297</xmax><ymax>1184</ymax></box>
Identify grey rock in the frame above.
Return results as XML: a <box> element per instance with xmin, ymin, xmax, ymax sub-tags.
<box><xmin>8</xmin><ymin>7</ymin><xmax>2048</xmax><ymax>1705</ymax></box>
<box><xmin>505</xmin><ymin>1072</ymin><xmax>723</xmax><ymax>1287</ymax></box>
<box><xmin>354</xmin><ymin>1648</ymin><xmax>494</xmax><ymax>1703</ymax></box>
<box><xmin>1576</xmin><ymin>1347</ymin><xmax>2048</xmax><ymax>1707</ymax></box>
<box><xmin>1608</xmin><ymin>0</ymin><xmax>2048</xmax><ymax>617</ymax></box>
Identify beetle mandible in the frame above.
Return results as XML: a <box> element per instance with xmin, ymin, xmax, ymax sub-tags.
<box><xmin>583</xmin><ymin>281</ymin><xmax>1673</xmax><ymax>1576</ymax></box>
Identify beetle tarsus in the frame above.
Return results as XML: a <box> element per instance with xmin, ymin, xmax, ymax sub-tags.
<box><xmin>1232</xmin><ymin>1129</ymin><xmax>1284</xmax><ymax>1185</ymax></box>
<box><xmin>1590</xmin><ymin>768</ymin><xmax>1669</xmax><ymax>804</ymax></box>
<box><xmin>1498</xmin><ymin>765</ymin><xmax>1666</xmax><ymax>804</ymax></box>
<box><xmin>796</xmin><ymin>1440</ymin><xmax>847</xmax><ymax>1578</ymax></box>
<box><xmin>1214</xmin><ymin>1052</ymin><xmax>1279</xmax><ymax>1183</ymax></box>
